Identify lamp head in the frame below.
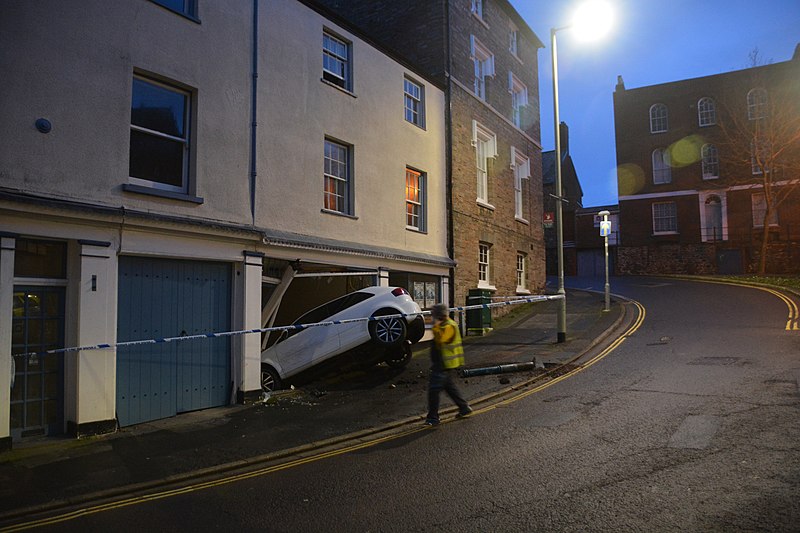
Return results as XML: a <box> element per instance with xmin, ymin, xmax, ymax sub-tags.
<box><xmin>571</xmin><ymin>0</ymin><xmax>614</xmax><ymax>42</ymax></box>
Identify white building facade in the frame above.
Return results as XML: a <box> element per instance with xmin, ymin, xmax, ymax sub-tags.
<box><xmin>0</xmin><ymin>0</ymin><xmax>449</xmax><ymax>448</ymax></box>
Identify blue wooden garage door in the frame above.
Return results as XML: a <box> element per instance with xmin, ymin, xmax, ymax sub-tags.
<box><xmin>117</xmin><ymin>257</ymin><xmax>231</xmax><ymax>427</ymax></box>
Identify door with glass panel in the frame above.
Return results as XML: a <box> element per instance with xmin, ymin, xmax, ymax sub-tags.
<box><xmin>11</xmin><ymin>286</ymin><xmax>65</xmax><ymax>439</ymax></box>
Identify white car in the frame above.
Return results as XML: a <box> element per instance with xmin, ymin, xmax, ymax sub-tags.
<box><xmin>261</xmin><ymin>286</ymin><xmax>425</xmax><ymax>392</ymax></box>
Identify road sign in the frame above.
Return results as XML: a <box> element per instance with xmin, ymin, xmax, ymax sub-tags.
<box><xmin>543</xmin><ymin>212</ymin><xmax>554</xmax><ymax>229</ymax></box>
<box><xmin>600</xmin><ymin>220</ymin><xmax>611</xmax><ymax>237</ymax></box>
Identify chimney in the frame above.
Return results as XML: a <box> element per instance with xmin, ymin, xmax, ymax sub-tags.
<box><xmin>615</xmin><ymin>75</ymin><xmax>625</xmax><ymax>91</ymax></box>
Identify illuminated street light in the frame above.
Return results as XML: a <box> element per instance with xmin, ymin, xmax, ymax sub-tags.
<box><xmin>551</xmin><ymin>1</ymin><xmax>613</xmax><ymax>342</ymax></box>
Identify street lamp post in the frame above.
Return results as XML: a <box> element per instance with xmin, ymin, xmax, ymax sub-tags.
<box><xmin>549</xmin><ymin>1</ymin><xmax>613</xmax><ymax>343</ymax></box>
<box><xmin>598</xmin><ymin>210</ymin><xmax>611</xmax><ymax>311</ymax></box>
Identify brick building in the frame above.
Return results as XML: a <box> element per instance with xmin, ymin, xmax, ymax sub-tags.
<box><xmin>314</xmin><ymin>0</ymin><xmax>546</xmax><ymax>318</ymax></box>
<box><xmin>614</xmin><ymin>46</ymin><xmax>800</xmax><ymax>275</ymax></box>
<box><xmin>542</xmin><ymin>122</ymin><xmax>583</xmax><ymax>276</ymax></box>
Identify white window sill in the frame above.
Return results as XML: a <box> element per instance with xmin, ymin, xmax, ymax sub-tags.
<box><xmin>515</xmin><ymin>216</ymin><xmax>529</xmax><ymax>225</ymax></box>
<box><xmin>477</xmin><ymin>282</ymin><xmax>496</xmax><ymax>291</ymax></box>
<box><xmin>472</xmin><ymin>12</ymin><xmax>490</xmax><ymax>29</ymax></box>
<box><xmin>122</xmin><ymin>183</ymin><xmax>204</xmax><ymax>204</ymax></box>
<box><xmin>702</xmin><ymin>176</ymin><xmax>719</xmax><ymax>180</ymax></box>
<box><xmin>477</xmin><ymin>200</ymin><xmax>495</xmax><ymax>211</ymax></box>
<box><xmin>405</xmin><ymin>226</ymin><xmax>427</xmax><ymax>234</ymax></box>
<box><xmin>652</xmin><ymin>231</ymin><xmax>679</xmax><ymax>236</ymax></box>
<box><xmin>320</xmin><ymin>78</ymin><xmax>357</xmax><ymax>98</ymax></box>
<box><xmin>321</xmin><ymin>208</ymin><xmax>358</xmax><ymax>220</ymax></box>
<box><xmin>516</xmin><ymin>288</ymin><xmax>531</xmax><ymax>295</ymax></box>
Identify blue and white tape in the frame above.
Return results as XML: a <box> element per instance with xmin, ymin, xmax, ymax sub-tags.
<box><xmin>15</xmin><ymin>294</ymin><xmax>564</xmax><ymax>358</ymax></box>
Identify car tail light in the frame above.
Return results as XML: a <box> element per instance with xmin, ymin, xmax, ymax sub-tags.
<box><xmin>391</xmin><ymin>287</ymin><xmax>409</xmax><ymax>297</ymax></box>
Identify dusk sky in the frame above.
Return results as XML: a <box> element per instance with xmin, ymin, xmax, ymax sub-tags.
<box><xmin>509</xmin><ymin>0</ymin><xmax>800</xmax><ymax>209</ymax></box>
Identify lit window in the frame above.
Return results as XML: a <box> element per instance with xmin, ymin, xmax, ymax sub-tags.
<box><xmin>652</xmin><ymin>202</ymin><xmax>677</xmax><ymax>234</ymax></box>
<box><xmin>698</xmin><ymin>97</ymin><xmax>716</xmax><ymax>126</ymax></box>
<box><xmin>512</xmin><ymin>147</ymin><xmax>530</xmax><ymax>221</ymax></box>
<box><xmin>405</xmin><ymin>168</ymin><xmax>426</xmax><ymax>231</ymax></box>
<box><xmin>650</xmin><ymin>103</ymin><xmax>668</xmax><ymax>133</ymax></box>
<box><xmin>701</xmin><ymin>144</ymin><xmax>719</xmax><ymax>179</ymax></box>
<box><xmin>652</xmin><ymin>148</ymin><xmax>672</xmax><ymax>184</ymax></box>
<box><xmin>471</xmin><ymin>36</ymin><xmax>494</xmax><ymax>100</ymax></box>
<box><xmin>473</xmin><ymin>121</ymin><xmax>497</xmax><ymax>205</ymax></box>
<box><xmin>323</xmin><ymin>139</ymin><xmax>351</xmax><ymax>215</ymax></box>
<box><xmin>129</xmin><ymin>76</ymin><xmax>191</xmax><ymax>193</ymax></box>
<box><xmin>478</xmin><ymin>243</ymin><xmax>491</xmax><ymax>285</ymax></box>
<box><xmin>751</xmin><ymin>192</ymin><xmax>778</xmax><ymax>227</ymax></box>
<box><xmin>747</xmin><ymin>88</ymin><xmax>767</xmax><ymax>120</ymax></box>
<box><xmin>323</xmin><ymin>32</ymin><xmax>350</xmax><ymax>90</ymax></box>
<box><xmin>516</xmin><ymin>253</ymin><xmax>527</xmax><ymax>291</ymax></box>
<box><xmin>404</xmin><ymin>78</ymin><xmax>424</xmax><ymax>127</ymax></box>
<box><xmin>509</xmin><ymin>72</ymin><xmax>528</xmax><ymax>128</ymax></box>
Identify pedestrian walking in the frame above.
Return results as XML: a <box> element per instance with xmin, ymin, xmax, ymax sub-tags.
<box><xmin>425</xmin><ymin>303</ymin><xmax>472</xmax><ymax>426</ymax></box>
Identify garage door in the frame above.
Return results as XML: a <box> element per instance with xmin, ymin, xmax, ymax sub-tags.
<box><xmin>117</xmin><ymin>257</ymin><xmax>231</xmax><ymax>427</ymax></box>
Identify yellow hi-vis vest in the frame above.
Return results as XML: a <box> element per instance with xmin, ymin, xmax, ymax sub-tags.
<box><xmin>433</xmin><ymin>317</ymin><xmax>465</xmax><ymax>369</ymax></box>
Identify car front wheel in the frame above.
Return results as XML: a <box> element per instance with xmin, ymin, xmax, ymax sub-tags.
<box><xmin>369</xmin><ymin>309</ymin><xmax>407</xmax><ymax>347</ymax></box>
<box><xmin>261</xmin><ymin>364</ymin><xmax>282</xmax><ymax>393</ymax></box>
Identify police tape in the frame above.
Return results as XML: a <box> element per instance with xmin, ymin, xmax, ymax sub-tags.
<box><xmin>16</xmin><ymin>293</ymin><xmax>565</xmax><ymax>358</ymax></box>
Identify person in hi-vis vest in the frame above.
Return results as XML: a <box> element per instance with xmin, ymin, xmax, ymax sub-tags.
<box><xmin>425</xmin><ymin>303</ymin><xmax>472</xmax><ymax>426</ymax></box>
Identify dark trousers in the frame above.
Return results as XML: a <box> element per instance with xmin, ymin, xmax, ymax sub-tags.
<box><xmin>427</xmin><ymin>370</ymin><xmax>470</xmax><ymax>422</ymax></box>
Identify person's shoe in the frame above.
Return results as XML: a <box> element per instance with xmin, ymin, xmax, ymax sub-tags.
<box><xmin>423</xmin><ymin>419</ymin><xmax>440</xmax><ymax>426</ymax></box>
<box><xmin>456</xmin><ymin>408</ymin><xmax>473</xmax><ymax>419</ymax></box>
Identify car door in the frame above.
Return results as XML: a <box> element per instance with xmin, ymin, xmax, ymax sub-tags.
<box><xmin>272</xmin><ymin>299</ymin><xmax>342</xmax><ymax>375</ymax></box>
<box><xmin>334</xmin><ymin>292</ymin><xmax>376</xmax><ymax>352</ymax></box>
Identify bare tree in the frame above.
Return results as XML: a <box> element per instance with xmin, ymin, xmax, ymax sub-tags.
<box><xmin>716</xmin><ymin>49</ymin><xmax>800</xmax><ymax>274</ymax></box>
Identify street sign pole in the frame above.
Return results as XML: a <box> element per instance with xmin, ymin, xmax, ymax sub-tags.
<box><xmin>598</xmin><ymin>210</ymin><xmax>611</xmax><ymax>312</ymax></box>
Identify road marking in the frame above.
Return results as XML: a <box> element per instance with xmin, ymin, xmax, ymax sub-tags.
<box><xmin>1</xmin><ymin>298</ymin><xmax>646</xmax><ymax>533</ymax></box>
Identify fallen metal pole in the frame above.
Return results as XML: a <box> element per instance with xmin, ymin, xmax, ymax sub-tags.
<box><xmin>459</xmin><ymin>361</ymin><xmax>537</xmax><ymax>378</ymax></box>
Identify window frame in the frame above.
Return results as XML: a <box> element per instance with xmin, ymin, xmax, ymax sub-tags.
<box><xmin>471</xmin><ymin>0</ymin><xmax>484</xmax><ymax>19</ymax></box>
<box><xmin>128</xmin><ymin>74</ymin><xmax>192</xmax><ymax>195</ymax></box>
<box><xmin>701</xmin><ymin>143</ymin><xmax>719</xmax><ymax>179</ymax></box>
<box><xmin>697</xmin><ymin>97</ymin><xmax>716</xmax><ymax>127</ymax></box>
<box><xmin>516</xmin><ymin>252</ymin><xmax>528</xmax><ymax>293</ymax></box>
<box><xmin>322</xmin><ymin>31</ymin><xmax>351</xmax><ymax>91</ymax></box>
<box><xmin>472</xmin><ymin>121</ymin><xmax>497</xmax><ymax>207</ymax></box>
<box><xmin>148</xmin><ymin>0</ymin><xmax>199</xmax><ymax>21</ymax></box>
<box><xmin>405</xmin><ymin>167</ymin><xmax>427</xmax><ymax>232</ymax></box>
<box><xmin>509</xmin><ymin>28</ymin><xmax>519</xmax><ymax>57</ymax></box>
<box><xmin>649</xmin><ymin>103</ymin><xmax>668</xmax><ymax>133</ymax></box>
<box><xmin>478</xmin><ymin>243</ymin><xmax>491</xmax><ymax>287</ymax></box>
<box><xmin>403</xmin><ymin>77</ymin><xmax>425</xmax><ymax>128</ymax></box>
<box><xmin>652</xmin><ymin>148</ymin><xmax>672</xmax><ymax>184</ymax></box>
<box><xmin>471</xmin><ymin>36</ymin><xmax>494</xmax><ymax>100</ymax></box>
<box><xmin>652</xmin><ymin>201</ymin><xmax>677</xmax><ymax>234</ymax></box>
<box><xmin>509</xmin><ymin>72</ymin><xmax>528</xmax><ymax>129</ymax></box>
<box><xmin>751</xmin><ymin>192</ymin><xmax>778</xmax><ymax>227</ymax></box>
<box><xmin>747</xmin><ymin>88</ymin><xmax>768</xmax><ymax>120</ymax></box>
<box><xmin>323</xmin><ymin>138</ymin><xmax>353</xmax><ymax>216</ymax></box>
<box><xmin>512</xmin><ymin>147</ymin><xmax>530</xmax><ymax>222</ymax></box>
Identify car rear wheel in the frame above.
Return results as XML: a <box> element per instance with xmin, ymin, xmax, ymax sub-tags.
<box><xmin>369</xmin><ymin>308</ymin><xmax>407</xmax><ymax>347</ymax></box>
<box><xmin>384</xmin><ymin>341</ymin><xmax>413</xmax><ymax>368</ymax></box>
<box><xmin>261</xmin><ymin>364</ymin><xmax>282</xmax><ymax>393</ymax></box>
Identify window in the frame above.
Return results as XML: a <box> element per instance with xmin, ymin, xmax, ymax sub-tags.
<box><xmin>751</xmin><ymin>193</ymin><xmax>778</xmax><ymax>227</ymax></box>
<box><xmin>323</xmin><ymin>139</ymin><xmax>351</xmax><ymax>215</ymax></box>
<box><xmin>509</xmin><ymin>29</ymin><xmax>519</xmax><ymax>57</ymax></box>
<box><xmin>652</xmin><ymin>148</ymin><xmax>672</xmax><ymax>184</ymax></box>
<box><xmin>751</xmin><ymin>138</ymin><xmax>770</xmax><ymax>175</ymax></box>
<box><xmin>650</xmin><ymin>103</ymin><xmax>668</xmax><ymax>133</ymax></box>
<box><xmin>129</xmin><ymin>76</ymin><xmax>190</xmax><ymax>193</ymax></box>
<box><xmin>150</xmin><ymin>0</ymin><xmax>197</xmax><ymax>19</ymax></box>
<box><xmin>747</xmin><ymin>88</ymin><xmax>767</xmax><ymax>120</ymax></box>
<box><xmin>471</xmin><ymin>0</ymin><xmax>483</xmax><ymax>19</ymax></box>
<box><xmin>472</xmin><ymin>121</ymin><xmax>497</xmax><ymax>205</ymax></box>
<box><xmin>509</xmin><ymin>72</ymin><xmax>528</xmax><ymax>128</ymax></box>
<box><xmin>405</xmin><ymin>168</ymin><xmax>426</xmax><ymax>231</ymax></box>
<box><xmin>471</xmin><ymin>36</ymin><xmax>494</xmax><ymax>100</ymax></box>
<box><xmin>698</xmin><ymin>97</ymin><xmax>716</xmax><ymax>126</ymax></box>
<box><xmin>512</xmin><ymin>147</ymin><xmax>530</xmax><ymax>221</ymax></box>
<box><xmin>701</xmin><ymin>144</ymin><xmax>719</xmax><ymax>179</ymax></box>
<box><xmin>652</xmin><ymin>202</ymin><xmax>677</xmax><ymax>234</ymax></box>
<box><xmin>323</xmin><ymin>31</ymin><xmax>350</xmax><ymax>90</ymax></box>
<box><xmin>404</xmin><ymin>78</ymin><xmax>424</xmax><ymax>127</ymax></box>
<box><xmin>516</xmin><ymin>253</ymin><xmax>527</xmax><ymax>292</ymax></box>
<box><xmin>478</xmin><ymin>243</ymin><xmax>491</xmax><ymax>285</ymax></box>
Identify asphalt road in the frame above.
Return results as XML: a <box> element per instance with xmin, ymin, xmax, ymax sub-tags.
<box><xmin>41</xmin><ymin>278</ymin><xmax>800</xmax><ymax>532</ymax></box>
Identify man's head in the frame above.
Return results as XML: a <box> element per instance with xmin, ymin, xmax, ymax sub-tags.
<box><xmin>431</xmin><ymin>303</ymin><xmax>449</xmax><ymax>320</ymax></box>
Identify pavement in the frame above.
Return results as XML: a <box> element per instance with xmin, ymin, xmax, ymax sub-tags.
<box><xmin>0</xmin><ymin>287</ymin><xmax>630</xmax><ymax>523</ymax></box>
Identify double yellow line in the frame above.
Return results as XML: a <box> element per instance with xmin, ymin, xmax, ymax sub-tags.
<box><xmin>689</xmin><ymin>278</ymin><xmax>799</xmax><ymax>331</ymax></box>
<box><xmin>1</xmin><ymin>299</ymin><xmax>647</xmax><ymax>532</ymax></box>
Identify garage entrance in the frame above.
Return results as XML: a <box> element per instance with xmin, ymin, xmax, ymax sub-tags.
<box><xmin>116</xmin><ymin>257</ymin><xmax>231</xmax><ymax>427</ymax></box>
